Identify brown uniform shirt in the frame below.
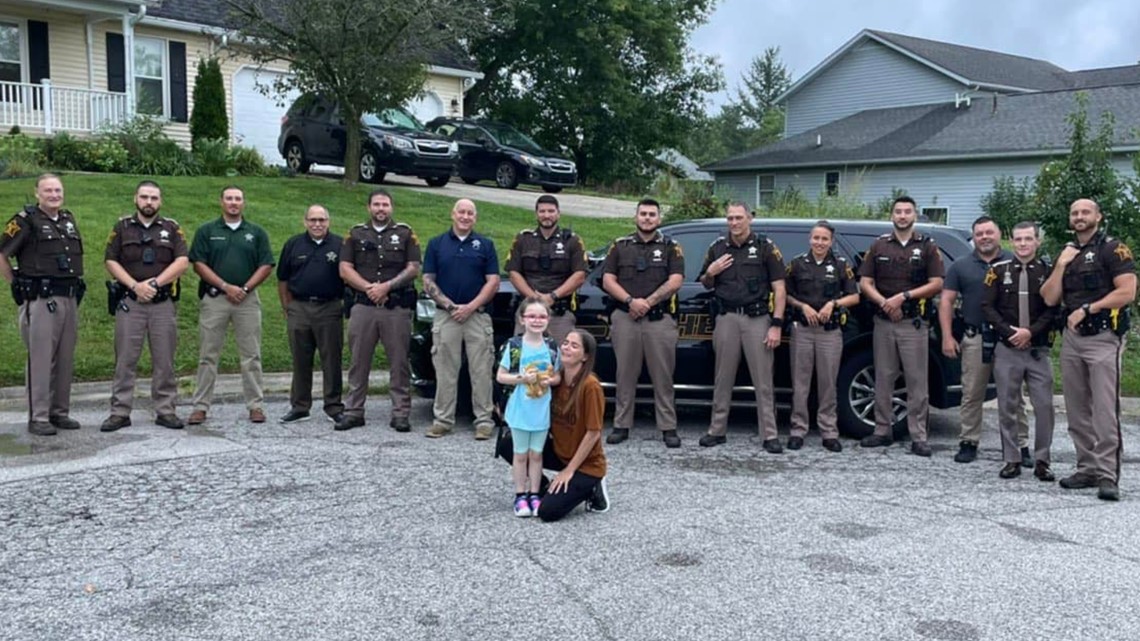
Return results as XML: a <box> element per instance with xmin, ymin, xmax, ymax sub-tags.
<box><xmin>981</xmin><ymin>257</ymin><xmax>1057</xmax><ymax>343</ymax></box>
<box><xmin>698</xmin><ymin>232</ymin><xmax>785</xmax><ymax>307</ymax></box>
<box><xmin>104</xmin><ymin>214</ymin><xmax>188</xmax><ymax>280</ymax></box>
<box><xmin>340</xmin><ymin>221</ymin><xmax>421</xmax><ymax>286</ymax></box>
<box><xmin>505</xmin><ymin>226</ymin><xmax>588</xmax><ymax>294</ymax></box>
<box><xmin>550</xmin><ymin>374</ymin><xmax>607</xmax><ymax>478</ymax></box>
<box><xmin>1057</xmin><ymin>231</ymin><xmax>1135</xmax><ymax>311</ymax></box>
<box><xmin>786</xmin><ymin>250</ymin><xmax>857</xmax><ymax>311</ymax></box>
<box><xmin>0</xmin><ymin>206</ymin><xmax>84</xmax><ymax>278</ymax></box>
<box><xmin>858</xmin><ymin>231</ymin><xmax>944</xmax><ymax>298</ymax></box>
<box><xmin>602</xmin><ymin>231</ymin><xmax>684</xmax><ymax>299</ymax></box>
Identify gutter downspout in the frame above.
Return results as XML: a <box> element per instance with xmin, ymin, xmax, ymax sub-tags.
<box><xmin>123</xmin><ymin>3</ymin><xmax>147</xmax><ymax>119</ymax></box>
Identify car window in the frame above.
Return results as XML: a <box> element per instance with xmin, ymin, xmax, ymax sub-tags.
<box><xmin>364</xmin><ymin>108</ymin><xmax>423</xmax><ymax>130</ymax></box>
<box><xmin>463</xmin><ymin>125</ymin><xmax>490</xmax><ymax>144</ymax></box>
<box><xmin>672</xmin><ymin>230</ymin><xmax>723</xmax><ymax>282</ymax></box>
<box><xmin>309</xmin><ymin>100</ymin><xmax>334</xmax><ymax>124</ymax></box>
<box><xmin>435</xmin><ymin>123</ymin><xmax>458</xmax><ymax>137</ymax></box>
<box><xmin>758</xmin><ymin>229</ymin><xmax>810</xmax><ymax>263</ymax></box>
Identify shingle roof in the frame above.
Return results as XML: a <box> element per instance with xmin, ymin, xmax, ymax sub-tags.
<box><xmin>145</xmin><ymin>0</ymin><xmax>479</xmax><ymax>71</ymax></box>
<box><xmin>868</xmin><ymin>30</ymin><xmax>1072</xmax><ymax>91</ymax></box>
<box><xmin>705</xmin><ymin>84</ymin><xmax>1140</xmax><ymax>172</ymax></box>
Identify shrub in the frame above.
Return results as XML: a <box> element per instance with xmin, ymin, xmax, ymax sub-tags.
<box><xmin>0</xmin><ymin>133</ymin><xmax>46</xmax><ymax>177</ymax></box>
<box><xmin>193</xmin><ymin>137</ymin><xmax>234</xmax><ymax>176</ymax></box>
<box><xmin>229</xmin><ymin>145</ymin><xmax>268</xmax><ymax>176</ymax></box>
<box><xmin>85</xmin><ymin>138</ymin><xmax>129</xmax><ymax>173</ymax></box>
<box><xmin>128</xmin><ymin>137</ymin><xmax>200</xmax><ymax>176</ymax></box>
<box><xmin>43</xmin><ymin>132</ymin><xmax>87</xmax><ymax>170</ymax></box>
<box><xmin>980</xmin><ymin>176</ymin><xmax>1034</xmax><ymax>237</ymax></box>
<box><xmin>189</xmin><ymin>58</ymin><xmax>229</xmax><ymax>149</ymax></box>
<box><xmin>664</xmin><ymin>180</ymin><xmax>728</xmax><ymax>222</ymax></box>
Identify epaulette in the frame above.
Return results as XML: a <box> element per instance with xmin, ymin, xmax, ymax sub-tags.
<box><xmin>662</xmin><ymin>233</ymin><xmax>676</xmax><ymax>246</ymax></box>
<box><xmin>992</xmin><ymin>259</ymin><xmax>1012</xmax><ymax>267</ymax></box>
<box><xmin>878</xmin><ymin>232</ymin><xmax>892</xmax><ymax>240</ymax></box>
<box><xmin>616</xmin><ymin>234</ymin><xmax>637</xmax><ymax>244</ymax></box>
<box><xmin>164</xmin><ymin>217</ymin><xmax>182</xmax><ymax>228</ymax></box>
<box><xmin>519</xmin><ymin>228</ymin><xmax>535</xmax><ymax>235</ymax></box>
<box><xmin>352</xmin><ymin>222</ymin><xmax>369</xmax><ymax>229</ymax></box>
<box><xmin>561</xmin><ymin>228</ymin><xmax>574</xmax><ymax>241</ymax></box>
<box><xmin>20</xmin><ymin>205</ymin><xmax>35</xmax><ymax>217</ymax></box>
<box><xmin>836</xmin><ymin>255</ymin><xmax>847</xmax><ymax>262</ymax></box>
<box><xmin>394</xmin><ymin>222</ymin><xmax>411</xmax><ymax>230</ymax></box>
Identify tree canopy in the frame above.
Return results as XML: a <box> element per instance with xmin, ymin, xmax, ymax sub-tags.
<box><xmin>464</xmin><ymin>0</ymin><xmax>723</xmax><ymax>186</ymax></box>
<box><xmin>225</xmin><ymin>0</ymin><xmax>490</xmax><ymax>184</ymax></box>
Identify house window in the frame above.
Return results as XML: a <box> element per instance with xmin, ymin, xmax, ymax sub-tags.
<box><xmin>0</xmin><ymin>21</ymin><xmax>22</xmax><ymax>84</ymax></box>
<box><xmin>825</xmin><ymin>171</ymin><xmax>840</xmax><ymax>197</ymax></box>
<box><xmin>134</xmin><ymin>36</ymin><xmax>165</xmax><ymax>116</ymax></box>
<box><xmin>757</xmin><ymin>174</ymin><xmax>775</xmax><ymax>207</ymax></box>
<box><xmin>922</xmin><ymin>207</ymin><xmax>948</xmax><ymax>224</ymax></box>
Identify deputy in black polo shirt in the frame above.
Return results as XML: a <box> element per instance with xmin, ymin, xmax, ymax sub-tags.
<box><xmin>276</xmin><ymin>204</ymin><xmax>345</xmax><ymax>425</ymax></box>
<box><xmin>422</xmin><ymin>198</ymin><xmax>501</xmax><ymax>440</ymax></box>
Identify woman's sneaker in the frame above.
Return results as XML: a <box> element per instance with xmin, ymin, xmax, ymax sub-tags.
<box><xmin>514</xmin><ymin>496</ymin><xmax>532</xmax><ymax>518</ymax></box>
<box><xmin>528</xmin><ymin>495</ymin><xmax>541</xmax><ymax>516</ymax></box>
<box><xmin>586</xmin><ymin>478</ymin><xmax>610</xmax><ymax>513</ymax></box>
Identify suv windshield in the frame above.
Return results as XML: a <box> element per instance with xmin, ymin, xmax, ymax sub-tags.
<box><xmin>363</xmin><ymin>108</ymin><xmax>424</xmax><ymax>131</ymax></box>
<box><xmin>481</xmin><ymin>123</ymin><xmax>543</xmax><ymax>152</ymax></box>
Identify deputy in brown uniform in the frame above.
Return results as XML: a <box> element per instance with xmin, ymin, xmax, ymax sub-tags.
<box><xmin>337</xmin><ymin>189</ymin><xmax>421</xmax><ymax>432</ymax></box>
<box><xmin>785</xmin><ymin>221</ymin><xmax>860</xmax><ymax>452</ymax></box>
<box><xmin>0</xmin><ymin>174</ymin><xmax>85</xmax><ymax>436</ymax></box>
<box><xmin>1041</xmin><ymin>198</ymin><xmax>1137</xmax><ymax>501</ymax></box>
<box><xmin>601</xmin><ymin>198</ymin><xmax>685</xmax><ymax>448</ymax></box>
<box><xmin>505</xmin><ymin>195</ymin><xmax>588</xmax><ymax>344</ymax></box>
<box><xmin>100</xmin><ymin>181</ymin><xmax>190</xmax><ymax>432</ymax></box>
<box><xmin>858</xmin><ymin>196</ymin><xmax>944</xmax><ymax>457</ymax></box>
<box><xmin>696</xmin><ymin>202</ymin><xmax>787</xmax><ymax>452</ymax></box>
<box><xmin>276</xmin><ymin>204</ymin><xmax>345</xmax><ymax>426</ymax></box>
<box><xmin>981</xmin><ymin>221</ymin><xmax>1057</xmax><ymax>481</ymax></box>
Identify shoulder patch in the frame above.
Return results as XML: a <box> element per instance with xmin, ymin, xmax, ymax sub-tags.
<box><xmin>1114</xmin><ymin>244</ymin><xmax>1133</xmax><ymax>262</ymax></box>
<box><xmin>4</xmin><ymin>218</ymin><xmax>21</xmax><ymax>238</ymax></box>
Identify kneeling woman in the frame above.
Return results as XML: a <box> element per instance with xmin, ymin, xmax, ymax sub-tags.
<box><xmin>498</xmin><ymin>329</ymin><xmax>609</xmax><ymax>521</ymax></box>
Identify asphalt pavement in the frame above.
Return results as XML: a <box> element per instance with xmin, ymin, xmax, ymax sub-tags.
<box><xmin>2</xmin><ymin>376</ymin><xmax>1139</xmax><ymax>641</ymax></box>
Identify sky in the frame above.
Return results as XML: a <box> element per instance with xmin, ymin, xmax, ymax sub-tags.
<box><xmin>692</xmin><ymin>0</ymin><xmax>1140</xmax><ymax>111</ymax></box>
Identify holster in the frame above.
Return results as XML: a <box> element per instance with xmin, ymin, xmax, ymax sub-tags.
<box><xmin>981</xmin><ymin>324</ymin><xmax>997</xmax><ymax>364</ymax></box>
<box><xmin>343</xmin><ymin>287</ymin><xmax>356</xmax><ymax>319</ymax></box>
<box><xmin>198</xmin><ymin>280</ymin><xmax>222</xmax><ymax>300</ymax></box>
<box><xmin>106</xmin><ymin>280</ymin><xmax>127</xmax><ymax>316</ymax></box>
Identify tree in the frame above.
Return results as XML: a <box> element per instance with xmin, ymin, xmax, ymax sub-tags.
<box><xmin>465</xmin><ymin>0</ymin><xmax>723</xmax><ymax>185</ymax></box>
<box><xmin>1032</xmin><ymin>92</ymin><xmax>1134</xmax><ymax>251</ymax></box>
<box><xmin>980</xmin><ymin>175</ymin><xmax>1033</xmax><ymax>237</ymax></box>
<box><xmin>225</xmin><ymin>0</ymin><xmax>491</xmax><ymax>184</ymax></box>
<box><xmin>735</xmin><ymin>46</ymin><xmax>790</xmax><ymax>131</ymax></box>
<box><xmin>189</xmin><ymin>57</ymin><xmax>228</xmax><ymax>150</ymax></box>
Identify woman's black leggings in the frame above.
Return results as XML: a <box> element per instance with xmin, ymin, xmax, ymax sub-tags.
<box><xmin>496</xmin><ymin>431</ymin><xmax>601</xmax><ymax>522</ymax></box>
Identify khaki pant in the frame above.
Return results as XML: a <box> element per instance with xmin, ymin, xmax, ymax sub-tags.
<box><xmin>709</xmin><ymin>313</ymin><xmax>776</xmax><ymax>439</ymax></box>
<box><xmin>287</xmin><ymin>299</ymin><xmax>344</xmax><ymax>417</ymax></box>
<box><xmin>1061</xmin><ymin>330</ymin><xmax>1125</xmax><ymax>483</ymax></box>
<box><xmin>191</xmin><ymin>291</ymin><xmax>265</xmax><ymax>412</ymax></box>
<box><xmin>110</xmin><ymin>298</ymin><xmax>178</xmax><ymax>417</ymax></box>
<box><xmin>993</xmin><ymin>342</ymin><xmax>1054</xmax><ymax>464</ymax></box>
<box><xmin>346</xmin><ymin>304</ymin><xmax>410</xmax><ymax>420</ymax></box>
<box><xmin>790</xmin><ymin>322</ymin><xmax>842</xmax><ymax>439</ymax></box>
<box><xmin>958</xmin><ymin>332</ymin><xmax>1028</xmax><ymax>446</ymax></box>
<box><xmin>431</xmin><ymin>311</ymin><xmax>494</xmax><ymax>429</ymax></box>
<box><xmin>514</xmin><ymin>312</ymin><xmax>575</xmax><ymax>347</ymax></box>
<box><xmin>610</xmin><ymin>310</ymin><xmax>677</xmax><ymax>431</ymax></box>
<box><xmin>19</xmin><ymin>297</ymin><xmax>78</xmax><ymax>424</ymax></box>
<box><xmin>872</xmin><ymin>316</ymin><xmax>929</xmax><ymax>441</ymax></box>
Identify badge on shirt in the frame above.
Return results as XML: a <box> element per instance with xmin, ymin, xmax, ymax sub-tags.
<box><xmin>326</xmin><ymin>251</ymin><xmax>338</xmax><ymax>263</ymax></box>
<box><xmin>245</xmin><ymin>233</ymin><xmax>254</xmax><ymax>243</ymax></box>
<box><xmin>555</xmin><ymin>242</ymin><xmax>565</xmax><ymax>254</ymax></box>
<box><xmin>65</xmin><ymin>221</ymin><xmax>75</xmax><ymax>234</ymax></box>
<box><xmin>912</xmin><ymin>248</ymin><xmax>922</xmax><ymax>259</ymax></box>
<box><xmin>748</xmin><ymin>246</ymin><xmax>758</xmax><ymax>258</ymax></box>
<box><xmin>472</xmin><ymin>239</ymin><xmax>482</xmax><ymax>250</ymax></box>
<box><xmin>1084</xmin><ymin>251</ymin><xmax>1096</xmax><ymax>263</ymax></box>
<box><xmin>1003</xmin><ymin>270</ymin><xmax>1012</xmax><ymax>285</ymax></box>
<box><xmin>825</xmin><ymin>264</ymin><xmax>834</xmax><ymax>274</ymax></box>
<box><xmin>652</xmin><ymin>248</ymin><xmax>663</xmax><ymax>262</ymax></box>
<box><xmin>390</xmin><ymin>233</ymin><xmax>400</xmax><ymax>245</ymax></box>
<box><xmin>160</xmin><ymin>230</ymin><xmax>170</xmax><ymax>241</ymax></box>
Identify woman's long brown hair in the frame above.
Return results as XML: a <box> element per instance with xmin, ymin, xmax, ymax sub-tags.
<box><xmin>556</xmin><ymin>329</ymin><xmax>597</xmax><ymax>424</ymax></box>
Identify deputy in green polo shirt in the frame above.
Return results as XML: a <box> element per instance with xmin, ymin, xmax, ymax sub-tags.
<box><xmin>186</xmin><ymin>185</ymin><xmax>275</xmax><ymax>425</ymax></box>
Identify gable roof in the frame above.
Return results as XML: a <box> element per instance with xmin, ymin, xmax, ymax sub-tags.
<box><xmin>144</xmin><ymin>0</ymin><xmax>479</xmax><ymax>72</ymax></box>
<box><xmin>705</xmin><ymin>84</ymin><xmax>1140</xmax><ymax>173</ymax></box>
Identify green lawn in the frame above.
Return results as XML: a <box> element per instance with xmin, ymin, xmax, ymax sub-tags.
<box><xmin>0</xmin><ymin>173</ymin><xmax>633</xmax><ymax>386</ymax></box>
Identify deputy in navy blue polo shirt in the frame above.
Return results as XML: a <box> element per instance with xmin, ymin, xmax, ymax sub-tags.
<box><xmin>275</xmin><ymin>204</ymin><xmax>345</xmax><ymax>426</ymax></box>
<box><xmin>422</xmin><ymin>198</ymin><xmax>501</xmax><ymax>439</ymax></box>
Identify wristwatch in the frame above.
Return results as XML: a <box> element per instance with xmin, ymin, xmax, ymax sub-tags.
<box><xmin>445</xmin><ymin>302</ymin><xmax>457</xmax><ymax>312</ymax></box>
<box><xmin>770</xmin><ymin>316</ymin><xmax>784</xmax><ymax>329</ymax></box>
<box><xmin>1081</xmin><ymin>303</ymin><xmax>1092</xmax><ymax>316</ymax></box>
<box><xmin>623</xmin><ymin>295</ymin><xmax>633</xmax><ymax>305</ymax></box>
<box><xmin>241</xmin><ymin>286</ymin><xmax>251</xmax><ymax>294</ymax></box>
<box><xmin>903</xmin><ymin>291</ymin><xmax>912</xmax><ymax>301</ymax></box>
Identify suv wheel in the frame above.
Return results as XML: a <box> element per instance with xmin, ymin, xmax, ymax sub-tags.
<box><xmin>425</xmin><ymin>175</ymin><xmax>450</xmax><ymax>187</ymax></box>
<box><xmin>836</xmin><ymin>348</ymin><xmax>908</xmax><ymax>439</ymax></box>
<box><xmin>495</xmin><ymin>161</ymin><xmax>519</xmax><ymax>189</ymax></box>
<box><xmin>284</xmin><ymin>140</ymin><xmax>311</xmax><ymax>173</ymax></box>
<box><xmin>359</xmin><ymin>149</ymin><xmax>382</xmax><ymax>183</ymax></box>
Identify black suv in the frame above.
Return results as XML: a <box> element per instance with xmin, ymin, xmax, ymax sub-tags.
<box><xmin>409</xmin><ymin>218</ymin><xmax>977</xmax><ymax>439</ymax></box>
<box><xmin>278</xmin><ymin>95</ymin><xmax>458</xmax><ymax>186</ymax></box>
<box><xmin>425</xmin><ymin>117</ymin><xmax>577</xmax><ymax>192</ymax></box>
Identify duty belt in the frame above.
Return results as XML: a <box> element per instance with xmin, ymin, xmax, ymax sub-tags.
<box><xmin>720</xmin><ymin>301</ymin><xmax>767</xmax><ymax>317</ymax></box>
<box><xmin>294</xmin><ymin>295</ymin><xmax>337</xmax><ymax>303</ymax></box>
<box><xmin>964</xmin><ymin>324</ymin><xmax>981</xmax><ymax>338</ymax></box>
<box><xmin>616</xmin><ymin>301</ymin><xmax>673</xmax><ymax>321</ymax></box>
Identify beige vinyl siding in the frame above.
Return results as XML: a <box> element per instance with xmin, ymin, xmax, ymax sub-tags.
<box><xmin>0</xmin><ymin>6</ymin><xmax>88</xmax><ymax>89</ymax></box>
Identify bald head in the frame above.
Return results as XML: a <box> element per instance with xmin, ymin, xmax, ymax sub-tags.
<box><xmin>1069</xmin><ymin>197</ymin><xmax>1103</xmax><ymax>238</ymax></box>
<box><xmin>451</xmin><ymin>199</ymin><xmax>477</xmax><ymax>236</ymax></box>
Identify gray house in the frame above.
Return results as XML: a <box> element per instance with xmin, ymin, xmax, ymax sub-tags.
<box><xmin>705</xmin><ymin>30</ymin><xmax>1140</xmax><ymax>228</ymax></box>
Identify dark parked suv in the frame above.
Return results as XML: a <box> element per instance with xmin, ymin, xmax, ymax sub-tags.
<box><xmin>425</xmin><ymin>117</ymin><xmax>577</xmax><ymax>192</ymax></box>
<box><xmin>410</xmin><ymin>218</ymin><xmax>977</xmax><ymax>439</ymax></box>
<box><xmin>278</xmin><ymin>95</ymin><xmax>458</xmax><ymax>186</ymax></box>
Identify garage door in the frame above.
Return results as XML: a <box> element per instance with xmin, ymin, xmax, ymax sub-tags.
<box><xmin>408</xmin><ymin>92</ymin><xmax>444</xmax><ymax>124</ymax></box>
<box><xmin>231</xmin><ymin>68</ymin><xmax>300</xmax><ymax>167</ymax></box>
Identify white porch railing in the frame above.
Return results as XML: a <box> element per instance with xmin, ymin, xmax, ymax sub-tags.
<box><xmin>0</xmin><ymin>79</ymin><xmax>129</xmax><ymax>134</ymax></box>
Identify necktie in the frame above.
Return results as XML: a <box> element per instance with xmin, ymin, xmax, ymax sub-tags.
<box><xmin>1018</xmin><ymin>265</ymin><xmax>1030</xmax><ymax>328</ymax></box>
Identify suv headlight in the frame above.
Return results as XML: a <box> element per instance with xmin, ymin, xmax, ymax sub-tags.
<box><xmin>448</xmin><ymin>141</ymin><xmax>459</xmax><ymax>155</ymax></box>
<box><xmin>519</xmin><ymin>154</ymin><xmax>546</xmax><ymax>168</ymax></box>
<box><xmin>416</xmin><ymin>298</ymin><xmax>437</xmax><ymax>322</ymax></box>
<box><xmin>383</xmin><ymin>134</ymin><xmax>414</xmax><ymax>150</ymax></box>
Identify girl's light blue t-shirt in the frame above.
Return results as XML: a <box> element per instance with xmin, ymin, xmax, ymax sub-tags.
<box><xmin>500</xmin><ymin>340</ymin><xmax>560</xmax><ymax>431</ymax></box>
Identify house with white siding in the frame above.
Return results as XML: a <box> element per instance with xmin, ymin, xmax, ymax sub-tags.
<box><xmin>0</xmin><ymin>0</ymin><xmax>482</xmax><ymax>163</ymax></box>
<box><xmin>704</xmin><ymin>29</ymin><xmax>1140</xmax><ymax>229</ymax></box>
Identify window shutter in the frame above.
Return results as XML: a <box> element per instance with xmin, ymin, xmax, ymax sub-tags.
<box><xmin>168</xmin><ymin>41</ymin><xmax>187</xmax><ymax>122</ymax></box>
<box><xmin>27</xmin><ymin>21</ymin><xmax>50</xmax><ymax>83</ymax></box>
<box><xmin>106</xmin><ymin>33</ymin><xmax>125</xmax><ymax>93</ymax></box>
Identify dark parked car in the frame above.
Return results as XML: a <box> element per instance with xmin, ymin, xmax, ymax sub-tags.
<box><xmin>425</xmin><ymin>117</ymin><xmax>577</xmax><ymax>192</ymax></box>
<box><xmin>278</xmin><ymin>95</ymin><xmax>458</xmax><ymax>186</ymax></box>
<box><xmin>410</xmin><ymin>218</ymin><xmax>977</xmax><ymax>439</ymax></box>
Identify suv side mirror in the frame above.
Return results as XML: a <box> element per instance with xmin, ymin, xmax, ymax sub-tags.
<box><xmin>481</xmin><ymin>139</ymin><xmax>494</xmax><ymax>150</ymax></box>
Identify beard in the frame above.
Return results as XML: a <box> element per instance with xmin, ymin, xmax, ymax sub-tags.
<box><xmin>138</xmin><ymin>205</ymin><xmax>158</xmax><ymax>218</ymax></box>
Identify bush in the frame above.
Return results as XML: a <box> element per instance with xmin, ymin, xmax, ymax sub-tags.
<box><xmin>980</xmin><ymin>176</ymin><xmax>1034</xmax><ymax>237</ymax></box>
<box><xmin>128</xmin><ymin>137</ymin><xmax>200</xmax><ymax>176</ymax></box>
<box><xmin>43</xmin><ymin>132</ymin><xmax>87</xmax><ymax>170</ymax></box>
<box><xmin>229</xmin><ymin>145</ymin><xmax>268</xmax><ymax>176</ymax></box>
<box><xmin>85</xmin><ymin>138</ymin><xmax>129</xmax><ymax>173</ymax></box>
<box><xmin>189</xmin><ymin>58</ymin><xmax>229</xmax><ymax>150</ymax></box>
<box><xmin>193</xmin><ymin>137</ymin><xmax>235</xmax><ymax>176</ymax></box>
<box><xmin>665</xmin><ymin>180</ymin><xmax>727</xmax><ymax>221</ymax></box>
<box><xmin>0</xmin><ymin>133</ymin><xmax>46</xmax><ymax>177</ymax></box>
